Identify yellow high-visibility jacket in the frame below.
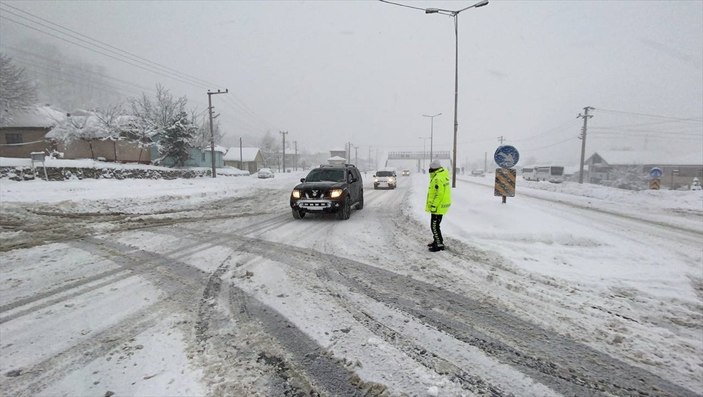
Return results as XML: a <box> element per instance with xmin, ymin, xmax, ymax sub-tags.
<box><xmin>425</xmin><ymin>167</ymin><xmax>451</xmax><ymax>214</ymax></box>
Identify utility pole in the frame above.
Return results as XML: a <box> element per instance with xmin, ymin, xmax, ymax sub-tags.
<box><xmin>497</xmin><ymin>136</ymin><xmax>505</xmax><ymax>145</ymax></box>
<box><xmin>280</xmin><ymin>131</ymin><xmax>288</xmax><ymax>173</ymax></box>
<box><xmin>239</xmin><ymin>137</ymin><xmax>243</xmax><ymax>171</ymax></box>
<box><xmin>294</xmin><ymin>141</ymin><xmax>298</xmax><ymax>171</ymax></box>
<box><xmin>368</xmin><ymin>146</ymin><xmax>372</xmax><ymax>172</ymax></box>
<box><xmin>354</xmin><ymin>146</ymin><xmax>358</xmax><ymax>165</ymax></box>
<box><xmin>207</xmin><ymin>89</ymin><xmax>228</xmax><ymax>178</ymax></box>
<box><xmin>423</xmin><ymin>113</ymin><xmax>442</xmax><ymax>162</ymax></box>
<box><xmin>577</xmin><ymin>106</ymin><xmax>594</xmax><ymax>184</ymax></box>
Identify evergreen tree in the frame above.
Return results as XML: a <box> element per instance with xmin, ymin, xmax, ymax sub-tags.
<box><xmin>159</xmin><ymin>111</ymin><xmax>196</xmax><ymax>166</ymax></box>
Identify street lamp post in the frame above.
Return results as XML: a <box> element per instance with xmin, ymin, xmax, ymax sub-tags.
<box><xmin>380</xmin><ymin>0</ymin><xmax>489</xmax><ymax>187</ymax></box>
<box><xmin>422</xmin><ymin>113</ymin><xmax>441</xmax><ymax>162</ymax></box>
<box><xmin>418</xmin><ymin>136</ymin><xmax>430</xmax><ymax>169</ymax></box>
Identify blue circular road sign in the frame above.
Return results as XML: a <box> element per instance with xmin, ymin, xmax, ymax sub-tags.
<box><xmin>494</xmin><ymin>145</ymin><xmax>520</xmax><ymax>169</ymax></box>
<box><xmin>649</xmin><ymin>167</ymin><xmax>663</xmax><ymax>178</ymax></box>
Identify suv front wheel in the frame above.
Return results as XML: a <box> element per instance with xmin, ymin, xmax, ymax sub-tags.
<box><xmin>292</xmin><ymin>208</ymin><xmax>305</xmax><ymax>219</ymax></box>
<box><xmin>336</xmin><ymin>196</ymin><xmax>351</xmax><ymax>220</ymax></box>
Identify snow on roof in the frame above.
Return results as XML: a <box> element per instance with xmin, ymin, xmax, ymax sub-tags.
<box><xmin>223</xmin><ymin>147</ymin><xmax>261</xmax><ymax>162</ymax></box>
<box><xmin>328</xmin><ymin>156</ymin><xmax>346</xmax><ymax>161</ymax></box>
<box><xmin>591</xmin><ymin>150</ymin><xmax>702</xmax><ymax>166</ymax></box>
<box><xmin>0</xmin><ymin>105</ymin><xmax>67</xmax><ymax>128</ymax></box>
<box><xmin>204</xmin><ymin>145</ymin><xmax>227</xmax><ymax>154</ymax></box>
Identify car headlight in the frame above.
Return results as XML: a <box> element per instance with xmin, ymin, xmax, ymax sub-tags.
<box><xmin>292</xmin><ymin>189</ymin><xmax>301</xmax><ymax>199</ymax></box>
<box><xmin>329</xmin><ymin>189</ymin><xmax>343</xmax><ymax>198</ymax></box>
<box><xmin>389</xmin><ymin>177</ymin><xmax>396</xmax><ymax>182</ymax></box>
<box><xmin>374</xmin><ymin>178</ymin><xmax>379</xmax><ymax>182</ymax></box>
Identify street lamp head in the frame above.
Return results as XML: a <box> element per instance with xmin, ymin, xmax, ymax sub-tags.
<box><xmin>474</xmin><ymin>0</ymin><xmax>489</xmax><ymax>8</ymax></box>
<box><xmin>425</xmin><ymin>8</ymin><xmax>439</xmax><ymax>14</ymax></box>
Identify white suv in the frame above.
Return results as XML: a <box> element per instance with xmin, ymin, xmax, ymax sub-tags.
<box><xmin>373</xmin><ymin>170</ymin><xmax>397</xmax><ymax>189</ymax></box>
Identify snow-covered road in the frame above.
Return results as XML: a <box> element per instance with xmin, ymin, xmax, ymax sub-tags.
<box><xmin>1</xmin><ymin>173</ymin><xmax>701</xmax><ymax>396</ymax></box>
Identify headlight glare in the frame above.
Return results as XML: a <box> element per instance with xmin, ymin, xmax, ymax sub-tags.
<box><xmin>330</xmin><ymin>189</ymin><xmax>343</xmax><ymax>198</ymax></box>
<box><xmin>292</xmin><ymin>189</ymin><xmax>301</xmax><ymax>199</ymax></box>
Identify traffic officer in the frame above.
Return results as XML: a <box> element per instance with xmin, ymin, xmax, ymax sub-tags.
<box><xmin>425</xmin><ymin>160</ymin><xmax>451</xmax><ymax>251</ymax></box>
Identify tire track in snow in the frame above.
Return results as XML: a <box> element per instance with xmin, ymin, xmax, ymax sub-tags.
<box><xmin>197</xmin><ymin>232</ymin><xmax>697</xmax><ymax>397</ymax></box>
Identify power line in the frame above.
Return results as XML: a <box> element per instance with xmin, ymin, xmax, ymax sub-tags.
<box><xmin>1</xmin><ymin>3</ymin><xmax>277</xmax><ymax>134</ymax></box>
<box><xmin>0</xmin><ymin>14</ymin><xmax>213</xmax><ymax>90</ymax></box>
<box><xmin>9</xmin><ymin>48</ymin><xmax>156</xmax><ymax>95</ymax></box>
<box><xmin>595</xmin><ymin>107</ymin><xmax>703</xmax><ymax>123</ymax></box>
<box><xmin>0</xmin><ymin>4</ymin><xmax>218</xmax><ymax>89</ymax></box>
<box><xmin>590</xmin><ymin>127</ymin><xmax>700</xmax><ymax>137</ymax></box>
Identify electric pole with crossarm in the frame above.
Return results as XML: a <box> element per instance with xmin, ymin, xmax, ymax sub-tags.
<box><xmin>577</xmin><ymin>106</ymin><xmax>594</xmax><ymax>184</ymax></box>
<box><xmin>207</xmin><ymin>89</ymin><xmax>228</xmax><ymax>178</ymax></box>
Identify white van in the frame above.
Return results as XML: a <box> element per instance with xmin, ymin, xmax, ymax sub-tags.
<box><xmin>373</xmin><ymin>169</ymin><xmax>397</xmax><ymax>189</ymax></box>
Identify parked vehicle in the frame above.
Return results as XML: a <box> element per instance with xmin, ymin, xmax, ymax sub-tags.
<box><xmin>533</xmin><ymin>166</ymin><xmax>564</xmax><ymax>183</ymax></box>
<box><xmin>522</xmin><ymin>167</ymin><xmax>535</xmax><ymax>180</ymax></box>
<box><xmin>258</xmin><ymin>168</ymin><xmax>274</xmax><ymax>179</ymax></box>
<box><xmin>471</xmin><ymin>169</ymin><xmax>485</xmax><ymax>177</ymax></box>
<box><xmin>373</xmin><ymin>169</ymin><xmax>397</xmax><ymax>189</ymax></box>
<box><xmin>289</xmin><ymin>164</ymin><xmax>364</xmax><ymax>220</ymax></box>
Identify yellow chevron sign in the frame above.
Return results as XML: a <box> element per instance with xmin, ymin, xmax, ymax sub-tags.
<box><xmin>649</xmin><ymin>179</ymin><xmax>660</xmax><ymax>190</ymax></box>
<box><xmin>494</xmin><ymin>168</ymin><xmax>516</xmax><ymax>197</ymax></box>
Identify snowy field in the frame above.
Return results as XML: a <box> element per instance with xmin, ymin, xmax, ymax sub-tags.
<box><xmin>1</xmin><ymin>169</ymin><xmax>701</xmax><ymax>396</ymax></box>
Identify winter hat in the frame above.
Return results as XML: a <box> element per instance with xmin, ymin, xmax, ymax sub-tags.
<box><xmin>429</xmin><ymin>160</ymin><xmax>442</xmax><ymax>170</ymax></box>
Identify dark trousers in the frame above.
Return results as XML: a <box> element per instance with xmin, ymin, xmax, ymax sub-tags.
<box><xmin>431</xmin><ymin>214</ymin><xmax>444</xmax><ymax>245</ymax></box>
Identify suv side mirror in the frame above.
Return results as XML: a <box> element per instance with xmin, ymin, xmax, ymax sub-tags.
<box><xmin>372</xmin><ymin>174</ymin><xmax>376</xmax><ymax>178</ymax></box>
<box><xmin>300</xmin><ymin>178</ymin><xmax>305</xmax><ymax>183</ymax></box>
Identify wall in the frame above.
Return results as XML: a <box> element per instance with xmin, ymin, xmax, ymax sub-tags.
<box><xmin>0</xmin><ymin>128</ymin><xmax>52</xmax><ymax>158</ymax></box>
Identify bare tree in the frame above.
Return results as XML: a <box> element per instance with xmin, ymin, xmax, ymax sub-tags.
<box><xmin>126</xmin><ymin>84</ymin><xmax>190</xmax><ymax>164</ymax></box>
<box><xmin>94</xmin><ymin>104</ymin><xmax>125</xmax><ymax>161</ymax></box>
<box><xmin>0</xmin><ymin>53</ymin><xmax>37</xmax><ymax>124</ymax></box>
<box><xmin>192</xmin><ymin>114</ymin><xmax>222</xmax><ymax>149</ymax></box>
<box><xmin>259</xmin><ymin>130</ymin><xmax>280</xmax><ymax>168</ymax></box>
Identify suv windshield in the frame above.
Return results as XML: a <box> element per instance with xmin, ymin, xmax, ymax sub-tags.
<box><xmin>305</xmin><ymin>168</ymin><xmax>345</xmax><ymax>182</ymax></box>
<box><xmin>376</xmin><ymin>171</ymin><xmax>394</xmax><ymax>177</ymax></box>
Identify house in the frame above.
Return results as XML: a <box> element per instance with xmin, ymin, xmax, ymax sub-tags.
<box><xmin>223</xmin><ymin>147</ymin><xmax>263</xmax><ymax>174</ymax></box>
<box><xmin>46</xmin><ymin>111</ymin><xmax>145</xmax><ymax>163</ymax></box>
<box><xmin>584</xmin><ymin>150</ymin><xmax>703</xmax><ymax>189</ymax></box>
<box><xmin>150</xmin><ymin>144</ymin><xmax>226</xmax><ymax>168</ymax></box>
<box><xmin>0</xmin><ymin>105</ymin><xmax>65</xmax><ymax>158</ymax></box>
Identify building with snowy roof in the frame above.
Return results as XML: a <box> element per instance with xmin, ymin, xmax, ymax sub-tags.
<box><xmin>0</xmin><ymin>105</ymin><xmax>66</xmax><ymax>158</ymax></box>
<box><xmin>584</xmin><ymin>150</ymin><xmax>702</xmax><ymax>189</ymax></box>
<box><xmin>223</xmin><ymin>147</ymin><xmax>263</xmax><ymax>174</ymax></box>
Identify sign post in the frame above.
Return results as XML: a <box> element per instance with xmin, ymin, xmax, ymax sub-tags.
<box><xmin>30</xmin><ymin>152</ymin><xmax>48</xmax><ymax>181</ymax></box>
<box><xmin>648</xmin><ymin>167</ymin><xmax>662</xmax><ymax>190</ymax></box>
<box><xmin>493</xmin><ymin>145</ymin><xmax>520</xmax><ymax>204</ymax></box>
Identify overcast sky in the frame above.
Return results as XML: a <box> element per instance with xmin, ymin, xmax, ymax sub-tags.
<box><xmin>1</xmin><ymin>0</ymin><xmax>701</xmax><ymax>167</ymax></box>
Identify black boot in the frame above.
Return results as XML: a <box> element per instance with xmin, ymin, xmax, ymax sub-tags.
<box><xmin>428</xmin><ymin>243</ymin><xmax>445</xmax><ymax>252</ymax></box>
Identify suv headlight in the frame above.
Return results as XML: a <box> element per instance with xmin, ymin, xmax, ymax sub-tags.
<box><xmin>292</xmin><ymin>189</ymin><xmax>301</xmax><ymax>199</ymax></box>
<box><xmin>329</xmin><ymin>188</ymin><xmax>343</xmax><ymax>198</ymax></box>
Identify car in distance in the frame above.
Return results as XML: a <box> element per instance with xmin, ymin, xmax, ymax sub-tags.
<box><xmin>470</xmin><ymin>169</ymin><xmax>485</xmax><ymax>177</ymax></box>
<box><xmin>373</xmin><ymin>170</ymin><xmax>396</xmax><ymax>189</ymax></box>
<box><xmin>258</xmin><ymin>168</ymin><xmax>274</xmax><ymax>179</ymax></box>
<box><xmin>289</xmin><ymin>164</ymin><xmax>364</xmax><ymax>220</ymax></box>
<box><xmin>402</xmin><ymin>169</ymin><xmax>410</xmax><ymax>176</ymax></box>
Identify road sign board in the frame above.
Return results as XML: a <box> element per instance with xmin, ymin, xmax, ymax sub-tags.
<box><xmin>649</xmin><ymin>179</ymin><xmax>660</xmax><ymax>190</ymax></box>
<box><xmin>494</xmin><ymin>145</ymin><xmax>520</xmax><ymax>169</ymax></box>
<box><xmin>649</xmin><ymin>167</ymin><xmax>663</xmax><ymax>178</ymax></box>
<box><xmin>494</xmin><ymin>168</ymin><xmax>516</xmax><ymax>197</ymax></box>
